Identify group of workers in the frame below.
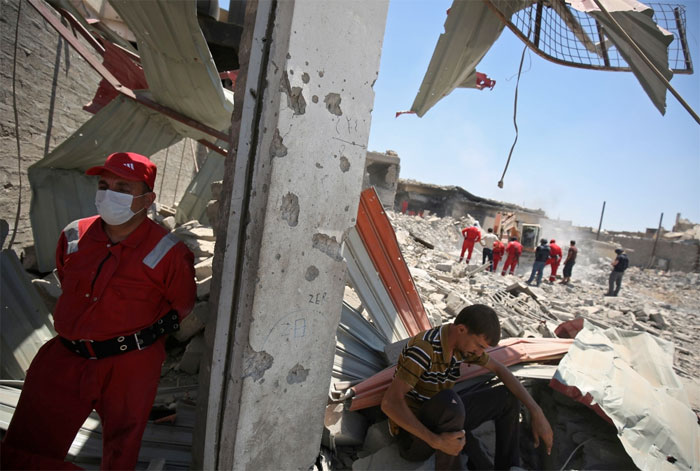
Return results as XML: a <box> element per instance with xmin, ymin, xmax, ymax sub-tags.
<box><xmin>460</xmin><ymin>222</ymin><xmax>578</xmax><ymax>284</ymax></box>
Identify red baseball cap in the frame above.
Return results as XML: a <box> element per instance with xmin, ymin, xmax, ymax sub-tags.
<box><xmin>86</xmin><ymin>152</ymin><xmax>157</xmax><ymax>190</ymax></box>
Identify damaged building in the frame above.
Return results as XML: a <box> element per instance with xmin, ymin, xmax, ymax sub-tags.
<box><xmin>1</xmin><ymin>0</ymin><xmax>699</xmax><ymax>470</ymax></box>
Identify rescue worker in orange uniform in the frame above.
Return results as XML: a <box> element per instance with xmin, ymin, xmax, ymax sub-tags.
<box><xmin>459</xmin><ymin>223</ymin><xmax>481</xmax><ymax>264</ymax></box>
<box><xmin>1</xmin><ymin>152</ymin><xmax>196</xmax><ymax>470</ymax></box>
<box><xmin>545</xmin><ymin>239</ymin><xmax>562</xmax><ymax>282</ymax></box>
<box><xmin>501</xmin><ymin>237</ymin><xmax>522</xmax><ymax>276</ymax></box>
<box><xmin>492</xmin><ymin>239</ymin><xmax>505</xmax><ymax>273</ymax></box>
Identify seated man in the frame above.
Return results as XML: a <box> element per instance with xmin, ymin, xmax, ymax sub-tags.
<box><xmin>381</xmin><ymin>304</ymin><xmax>553</xmax><ymax>470</ymax></box>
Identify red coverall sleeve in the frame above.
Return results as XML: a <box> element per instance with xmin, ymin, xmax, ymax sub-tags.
<box><xmin>163</xmin><ymin>244</ymin><xmax>196</xmax><ymax>321</ymax></box>
<box><xmin>55</xmin><ymin>231</ymin><xmax>68</xmax><ymax>284</ymax></box>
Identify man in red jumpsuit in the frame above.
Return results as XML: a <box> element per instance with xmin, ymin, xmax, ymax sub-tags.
<box><xmin>545</xmin><ymin>239</ymin><xmax>562</xmax><ymax>282</ymax></box>
<box><xmin>492</xmin><ymin>239</ymin><xmax>505</xmax><ymax>273</ymax></box>
<box><xmin>1</xmin><ymin>152</ymin><xmax>196</xmax><ymax>470</ymax></box>
<box><xmin>459</xmin><ymin>223</ymin><xmax>481</xmax><ymax>264</ymax></box>
<box><xmin>501</xmin><ymin>237</ymin><xmax>522</xmax><ymax>276</ymax></box>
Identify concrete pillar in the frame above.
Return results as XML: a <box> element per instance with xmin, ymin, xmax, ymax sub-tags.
<box><xmin>196</xmin><ymin>0</ymin><xmax>389</xmax><ymax>469</ymax></box>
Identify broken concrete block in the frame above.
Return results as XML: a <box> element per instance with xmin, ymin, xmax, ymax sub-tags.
<box><xmin>358</xmin><ymin>420</ymin><xmax>396</xmax><ymax>458</ymax></box>
<box><xmin>501</xmin><ymin>317</ymin><xmax>524</xmax><ymax>338</ymax></box>
<box><xmin>161</xmin><ymin>216</ymin><xmax>176</xmax><ymax>231</ymax></box>
<box><xmin>210</xmin><ymin>180</ymin><xmax>223</xmax><ymax>201</ymax></box>
<box><xmin>435</xmin><ymin>263</ymin><xmax>452</xmax><ymax>273</ymax></box>
<box><xmin>206</xmin><ymin>200</ymin><xmax>220</xmax><ymax>231</ymax></box>
<box><xmin>177</xmin><ymin>334</ymin><xmax>205</xmax><ymax>374</ymax></box>
<box><xmin>649</xmin><ymin>312</ymin><xmax>667</xmax><ymax>329</ymax></box>
<box><xmin>352</xmin><ymin>443</ymin><xmax>436</xmax><ymax>470</ymax></box>
<box><xmin>323</xmin><ymin>403</ymin><xmax>368</xmax><ymax>447</ymax></box>
<box><xmin>185</xmin><ymin>239</ymin><xmax>216</xmax><ymax>258</ymax></box>
<box><xmin>31</xmin><ymin>272</ymin><xmax>62</xmax><ymax>313</ymax></box>
<box><xmin>428</xmin><ymin>292</ymin><xmax>445</xmax><ymax>304</ymax></box>
<box><xmin>173</xmin><ymin>301</ymin><xmax>209</xmax><ymax>343</ymax></box>
<box><xmin>194</xmin><ymin>257</ymin><xmax>213</xmax><ymax>281</ymax></box>
<box><xmin>445</xmin><ymin>291</ymin><xmax>468</xmax><ymax>316</ymax></box>
<box><xmin>196</xmin><ymin>276</ymin><xmax>212</xmax><ymax>299</ymax></box>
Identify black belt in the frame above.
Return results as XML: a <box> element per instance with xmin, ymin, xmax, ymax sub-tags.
<box><xmin>60</xmin><ymin>310</ymin><xmax>180</xmax><ymax>359</ymax></box>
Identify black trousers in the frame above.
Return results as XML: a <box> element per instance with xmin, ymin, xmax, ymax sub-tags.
<box><xmin>482</xmin><ymin>248</ymin><xmax>494</xmax><ymax>269</ymax></box>
<box><xmin>397</xmin><ymin>386</ymin><xmax>521</xmax><ymax>470</ymax></box>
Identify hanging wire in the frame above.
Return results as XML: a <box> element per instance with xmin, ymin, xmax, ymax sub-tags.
<box><xmin>172</xmin><ymin>142</ymin><xmax>187</xmax><ymax>206</ymax></box>
<box><xmin>497</xmin><ymin>43</ymin><xmax>529</xmax><ymax>189</ymax></box>
<box><xmin>8</xmin><ymin>0</ymin><xmax>24</xmax><ymax>250</ymax></box>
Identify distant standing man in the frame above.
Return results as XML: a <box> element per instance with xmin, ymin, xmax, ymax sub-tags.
<box><xmin>526</xmin><ymin>239</ymin><xmax>551</xmax><ymax>287</ymax></box>
<box><xmin>459</xmin><ymin>223</ymin><xmax>481</xmax><ymax>264</ymax></box>
<box><xmin>501</xmin><ymin>237</ymin><xmax>522</xmax><ymax>276</ymax></box>
<box><xmin>1</xmin><ymin>152</ymin><xmax>196</xmax><ymax>470</ymax></box>
<box><xmin>492</xmin><ymin>239</ymin><xmax>505</xmax><ymax>273</ymax></box>
<box><xmin>560</xmin><ymin>240</ymin><xmax>577</xmax><ymax>284</ymax></box>
<box><xmin>606</xmin><ymin>248</ymin><xmax>629</xmax><ymax>296</ymax></box>
<box><xmin>480</xmin><ymin>228</ymin><xmax>499</xmax><ymax>271</ymax></box>
<box><xmin>546</xmin><ymin>239</ymin><xmax>562</xmax><ymax>282</ymax></box>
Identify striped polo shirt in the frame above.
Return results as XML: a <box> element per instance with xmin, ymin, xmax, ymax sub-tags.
<box><xmin>394</xmin><ymin>325</ymin><xmax>490</xmax><ymax>412</ymax></box>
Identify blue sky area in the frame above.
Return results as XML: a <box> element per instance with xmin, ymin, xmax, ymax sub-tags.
<box><xmin>366</xmin><ymin>0</ymin><xmax>700</xmax><ymax>232</ymax></box>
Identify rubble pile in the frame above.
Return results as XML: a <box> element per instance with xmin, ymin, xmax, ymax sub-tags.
<box><xmin>385</xmin><ymin>210</ymin><xmax>700</xmax><ymax>384</ymax></box>
<box><xmin>327</xmin><ymin>210</ymin><xmax>699</xmax><ymax>470</ymax></box>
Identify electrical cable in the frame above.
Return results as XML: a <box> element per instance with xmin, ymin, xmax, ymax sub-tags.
<box><xmin>497</xmin><ymin>43</ymin><xmax>529</xmax><ymax>189</ymax></box>
<box><xmin>559</xmin><ymin>437</ymin><xmax>594</xmax><ymax>470</ymax></box>
<box><xmin>8</xmin><ymin>0</ymin><xmax>24</xmax><ymax>250</ymax></box>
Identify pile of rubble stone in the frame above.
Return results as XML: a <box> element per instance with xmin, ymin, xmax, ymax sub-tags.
<box><xmin>385</xmin><ymin>210</ymin><xmax>700</xmax><ymax>398</ymax></box>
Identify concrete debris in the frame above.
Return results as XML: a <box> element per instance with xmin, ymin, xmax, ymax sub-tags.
<box><xmin>323</xmin><ymin>403</ymin><xmax>369</xmax><ymax>448</ymax></box>
<box><xmin>194</xmin><ymin>256</ymin><xmax>214</xmax><ymax>281</ymax></box>
<box><xmin>332</xmin><ymin>209</ymin><xmax>699</xmax><ymax>470</ymax></box>
<box><xmin>196</xmin><ymin>276</ymin><xmax>212</xmax><ymax>300</ymax></box>
<box><xmin>177</xmin><ymin>334</ymin><xmax>205</xmax><ymax>375</ymax></box>
<box><xmin>30</xmin><ymin>271</ymin><xmax>62</xmax><ymax>313</ymax></box>
<box><xmin>173</xmin><ymin>301</ymin><xmax>209</xmax><ymax>343</ymax></box>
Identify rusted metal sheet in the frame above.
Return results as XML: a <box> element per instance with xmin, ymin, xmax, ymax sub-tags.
<box><xmin>355</xmin><ymin>188</ymin><xmax>431</xmax><ymax>337</ymax></box>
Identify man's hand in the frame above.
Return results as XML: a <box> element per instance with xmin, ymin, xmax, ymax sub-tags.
<box><xmin>431</xmin><ymin>430</ymin><xmax>466</xmax><ymax>456</ymax></box>
<box><xmin>530</xmin><ymin>410</ymin><xmax>553</xmax><ymax>455</ymax></box>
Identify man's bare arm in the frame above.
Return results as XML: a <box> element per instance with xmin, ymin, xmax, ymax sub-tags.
<box><xmin>484</xmin><ymin>358</ymin><xmax>553</xmax><ymax>455</ymax></box>
<box><xmin>381</xmin><ymin>377</ymin><xmax>465</xmax><ymax>456</ymax></box>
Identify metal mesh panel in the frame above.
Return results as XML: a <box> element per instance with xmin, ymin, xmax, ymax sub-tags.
<box><xmin>505</xmin><ymin>1</ymin><xmax>692</xmax><ymax>73</ymax></box>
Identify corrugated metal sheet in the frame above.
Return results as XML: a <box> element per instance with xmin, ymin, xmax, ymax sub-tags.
<box><xmin>333</xmin><ymin>303</ymin><xmax>388</xmax><ymax>383</ymax></box>
<box><xmin>0</xmin><ymin>250</ymin><xmax>55</xmax><ymax>379</ymax></box>
<box><xmin>551</xmin><ymin>321</ymin><xmax>698</xmax><ymax>470</ymax></box>
<box><xmin>28</xmin><ymin>97</ymin><xmax>182</xmax><ymax>272</ymax></box>
<box><xmin>175</xmin><ymin>147</ymin><xmax>225</xmax><ymax>225</ymax></box>
<box><xmin>343</xmin><ymin>228</ymin><xmax>409</xmax><ymax>344</ymax></box>
<box><xmin>355</xmin><ymin>188</ymin><xmax>431</xmax><ymax>336</ymax></box>
<box><xmin>410</xmin><ymin>0</ymin><xmax>525</xmax><ymax>117</ymax></box>
<box><xmin>109</xmin><ymin>0</ymin><xmax>234</xmax><ymax>139</ymax></box>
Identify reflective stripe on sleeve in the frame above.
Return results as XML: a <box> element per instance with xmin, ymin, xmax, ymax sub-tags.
<box><xmin>143</xmin><ymin>233</ymin><xmax>180</xmax><ymax>269</ymax></box>
<box><xmin>64</xmin><ymin>220</ymin><xmax>81</xmax><ymax>254</ymax></box>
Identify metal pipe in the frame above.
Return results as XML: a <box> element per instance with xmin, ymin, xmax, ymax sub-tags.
<box><xmin>596</xmin><ymin>201</ymin><xmax>605</xmax><ymax>240</ymax></box>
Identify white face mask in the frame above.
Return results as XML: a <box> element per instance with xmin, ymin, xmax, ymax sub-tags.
<box><xmin>95</xmin><ymin>189</ymin><xmax>147</xmax><ymax>225</ymax></box>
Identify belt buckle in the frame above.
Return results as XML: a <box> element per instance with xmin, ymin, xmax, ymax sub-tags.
<box><xmin>78</xmin><ymin>339</ymin><xmax>97</xmax><ymax>360</ymax></box>
<box><xmin>134</xmin><ymin>332</ymin><xmax>144</xmax><ymax>350</ymax></box>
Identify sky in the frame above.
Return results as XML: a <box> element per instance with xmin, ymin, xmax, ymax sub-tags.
<box><xmin>365</xmin><ymin>0</ymin><xmax>700</xmax><ymax>232</ymax></box>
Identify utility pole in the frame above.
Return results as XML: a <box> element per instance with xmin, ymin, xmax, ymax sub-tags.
<box><xmin>648</xmin><ymin>212</ymin><xmax>664</xmax><ymax>269</ymax></box>
<box><xmin>596</xmin><ymin>201</ymin><xmax>606</xmax><ymax>240</ymax></box>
